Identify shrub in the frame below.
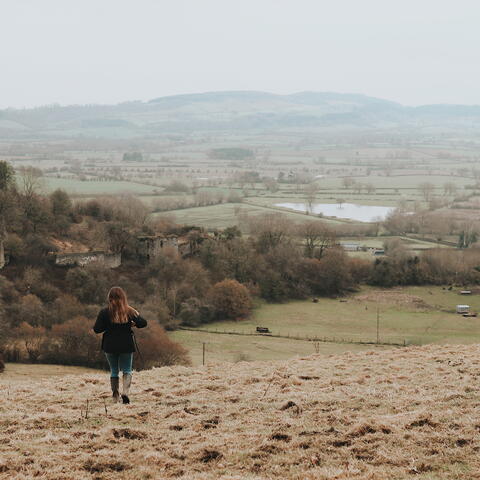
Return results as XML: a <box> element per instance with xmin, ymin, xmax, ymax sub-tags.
<box><xmin>140</xmin><ymin>297</ymin><xmax>172</xmax><ymax>326</ymax></box>
<box><xmin>163</xmin><ymin>181</ymin><xmax>190</xmax><ymax>193</ymax></box>
<box><xmin>43</xmin><ymin>316</ymin><xmax>104</xmax><ymax>368</ymax></box>
<box><xmin>134</xmin><ymin>322</ymin><xmax>190</xmax><ymax>369</ymax></box>
<box><xmin>179</xmin><ymin>297</ymin><xmax>213</xmax><ymax>326</ymax></box>
<box><xmin>12</xmin><ymin>322</ymin><xmax>46</xmax><ymax>362</ymax></box>
<box><xmin>18</xmin><ymin>268</ymin><xmax>60</xmax><ymax>303</ymax></box>
<box><xmin>22</xmin><ymin>235</ymin><xmax>57</xmax><ymax>265</ymax></box>
<box><xmin>66</xmin><ymin>265</ymin><xmax>113</xmax><ymax>304</ymax></box>
<box><xmin>208</xmin><ymin>279</ymin><xmax>252</xmax><ymax>320</ymax></box>
<box><xmin>49</xmin><ymin>294</ymin><xmax>87</xmax><ymax>325</ymax></box>
<box><xmin>349</xmin><ymin>258</ymin><xmax>373</xmax><ymax>284</ymax></box>
<box><xmin>4</xmin><ymin>233</ymin><xmax>25</xmax><ymax>262</ymax></box>
<box><xmin>0</xmin><ymin>276</ymin><xmax>19</xmax><ymax>304</ymax></box>
<box><xmin>6</xmin><ymin>294</ymin><xmax>47</xmax><ymax>327</ymax></box>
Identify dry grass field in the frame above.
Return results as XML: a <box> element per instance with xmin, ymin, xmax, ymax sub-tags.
<box><xmin>2</xmin><ymin>363</ymin><xmax>101</xmax><ymax>381</ymax></box>
<box><xmin>2</xmin><ymin>344</ymin><xmax>480</xmax><ymax>479</ymax></box>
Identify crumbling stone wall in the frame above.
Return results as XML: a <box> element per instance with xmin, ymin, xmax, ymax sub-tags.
<box><xmin>53</xmin><ymin>251</ymin><xmax>121</xmax><ymax>268</ymax></box>
<box><xmin>136</xmin><ymin>235</ymin><xmax>178</xmax><ymax>260</ymax></box>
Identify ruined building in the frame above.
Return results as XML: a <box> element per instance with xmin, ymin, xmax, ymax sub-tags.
<box><xmin>48</xmin><ymin>235</ymin><xmax>186</xmax><ymax>269</ymax></box>
<box><xmin>136</xmin><ymin>235</ymin><xmax>183</xmax><ymax>261</ymax></box>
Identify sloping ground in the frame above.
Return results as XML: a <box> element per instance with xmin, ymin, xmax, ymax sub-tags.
<box><xmin>354</xmin><ymin>291</ymin><xmax>432</xmax><ymax>310</ymax></box>
<box><xmin>2</xmin><ymin>345</ymin><xmax>480</xmax><ymax>479</ymax></box>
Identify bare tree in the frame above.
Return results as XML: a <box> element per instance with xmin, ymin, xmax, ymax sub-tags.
<box><xmin>0</xmin><ymin>161</ymin><xmax>17</xmax><ymax>268</ymax></box>
<box><xmin>417</xmin><ymin>182</ymin><xmax>435</xmax><ymax>202</ymax></box>
<box><xmin>248</xmin><ymin>213</ymin><xmax>294</xmax><ymax>252</ymax></box>
<box><xmin>300</xmin><ymin>222</ymin><xmax>336</xmax><ymax>258</ymax></box>
<box><xmin>18</xmin><ymin>166</ymin><xmax>44</xmax><ymax>200</ymax></box>
<box><xmin>304</xmin><ymin>182</ymin><xmax>319</xmax><ymax>213</ymax></box>
<box><xmin>0</xmin><ymin>218</ymin><xmax>6</xmax><ymax>269</ymax></box>
<box><xmin>443</xmin><ymin>181</ymin><xmax>457</xmax><ymax>197</ymax></box>
<box><xmin>263</xmin><ymin>177</ymin><xmax>279</xmax><ymax>193</ymax></box>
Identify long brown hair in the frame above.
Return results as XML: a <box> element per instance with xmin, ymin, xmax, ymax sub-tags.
<box><xmin>107</xmin><ymin>287</ymin><xmax>135</xmax><ymax>324</ymax></box>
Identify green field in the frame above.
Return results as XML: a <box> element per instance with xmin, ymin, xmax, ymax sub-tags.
<box><xmin>172</xmin><ymin>286</ymin><xmax>480</xmax><ymax>365</ymax></box>
<box><xmin>42</xmin><ymin>177</ymin><xmax>160</xmax><ymax>195</ymax></box>
<box><xmin>150</xmin><ymin>202</ymin><xmax>348</xmax><ymax>230</ymax></box>
<box><xmin>248</xmin><ymin>193</ymin><xmax>424</xmax><ymax>208</ymax></box>
<box><xmin>312</xmin><ymin>174</ymin><xmax>472</xmax><ymax>189</ymax></box>
<box><xmin>170</xmin><ymin>329</ymin><xmax>391</xmax><ymax>365</ymax></box>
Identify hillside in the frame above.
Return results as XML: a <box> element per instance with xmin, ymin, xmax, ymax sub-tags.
<box><xmin>2</xmin><ymin>91</ymin><xmax>480</xmax><ymax>138</ymax></box>
<box><xmin>2</xmin><ymin>344</ymin><xmax>480</xmax><ymax>479</ymax></box>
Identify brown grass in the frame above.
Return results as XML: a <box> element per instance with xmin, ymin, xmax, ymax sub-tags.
<box><xmin>2</xmin><ymin>344</ymin><xmax>480</xmax><ymax>479</ymax></box>
<box><xmin>354</xmin><ymin>290</ymin><xmax>432</xmax><ymax>310</ymax></box>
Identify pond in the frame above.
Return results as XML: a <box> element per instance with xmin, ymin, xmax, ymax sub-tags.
<box><xmin>275</xmin><ymin>202</ymin><xmax>394</xmax><ymax>222</ymax></box>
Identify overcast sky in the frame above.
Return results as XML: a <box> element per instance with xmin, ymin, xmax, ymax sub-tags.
<box><xmin>1</xmin><ymin>0</ymin><xmax>479</xmax><ymax>108</ymax></box>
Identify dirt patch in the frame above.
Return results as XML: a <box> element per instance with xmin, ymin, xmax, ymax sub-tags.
<box><xmin>83</xmin><ymin>460</ymin><xmax>130</xmax><ymax>473</ymax></box>
<box><xmin>348</xmin><ymin>423</ymin><xmax>392</xmax><ymax>437</ymax></box>
<box><xmin>199</xmin><ymin>449</ymin><xmax>222</xmax><ymax>463</ymax></box>
<box><xmin>50</xmin><ymin>237</ymin><xmax>89</xmax><ymax>253</ymax></box>
<box><xmin>331</xmin><ymin>439</ymin><xmax>351</xmax><ymax>448</ymax></box>
<box><xmin>169</xmin><ymin>425</ymin><xmax>184</xmax><ymax>431</ymax></box>
<box><xmin>112</xmin><ymin>428</ymin><xmax>147</xmax><ymax>440</ymax></box>
<box><xmin>279</xmin><ymin>401</ymin><xmax>297</xmax><ymax>410</ymax></box>
<box><xmin>201</xmin><ymin>417</ymin><xmax>220</xmax><ymax>429</ymax></box>
<box><xmin>355</xmin><ymin>290</ymin><xmax>432</xmax><ymax>310</ymax></box>
<box><xmin>406</xmin><ymin>416</ymin><xmax>438</xmax><ymax>429</ymax></box>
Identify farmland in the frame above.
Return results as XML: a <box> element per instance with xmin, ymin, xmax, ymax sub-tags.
<box><xmin>4</xmin><ymin>129</ymin><xmax>479</xmax><ymax>249</ymax></box>
<box><xmin>41</xmin><ymin>177</ymin><xmax>161</xmax><ymax>195</ymax></box>
<box><xmin>171</xmin><ymin>286</ymin><xmax>480</xmax><ymax>365</ymax></box>
<box><xmin>3</xmin><ymin>92</ymin><xmax>480</xmax><ymax>375</ymax></box>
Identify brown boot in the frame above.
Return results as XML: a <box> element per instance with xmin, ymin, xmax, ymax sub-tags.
<box><xmin>121</xmin><ymin>373</ymin><xmax>132</xmax><ymax>404</ymax></box>
<box><xmin>110</xmin><ymin>377</ymin><xmax>120</xmax><ymax>403</ymax></box>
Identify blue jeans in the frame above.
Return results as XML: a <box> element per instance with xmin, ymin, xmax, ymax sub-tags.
<box><xmin>105</xmin><ymin>353</ymin><xmax>133</xmax><ymax>377</ymax></box>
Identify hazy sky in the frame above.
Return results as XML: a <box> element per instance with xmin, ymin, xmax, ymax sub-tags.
<box><xmin>1</xmin><ymin>0</ymin><xmax>479</xmax><ymax>108</ymax></box>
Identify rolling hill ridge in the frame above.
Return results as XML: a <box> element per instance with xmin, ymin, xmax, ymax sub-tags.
<box><xmin>2</xmin><ymin>91</ymin><xmax>480</xmax><ymax>138</ymax></box>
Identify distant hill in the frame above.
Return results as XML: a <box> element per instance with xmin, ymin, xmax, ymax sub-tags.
<box><xmin>2</xmin><ymin>90</ymin><xmax>480</xmax><ymax>138</ymax></box>
<box><xmin>2</xmin><ymin>344</ymin><xmax>479</xmax><ymax>479</ymax></box>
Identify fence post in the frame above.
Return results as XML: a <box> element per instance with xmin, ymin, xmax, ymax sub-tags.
<box><xmin>376</xmin><ymin>307</ymin><xmax>380</xmax><ymax>344</ymax></box>
<box><xmin>202</xmin><ymin>342</ymin><xmax>206</xmax><ymax>366</ymax></box>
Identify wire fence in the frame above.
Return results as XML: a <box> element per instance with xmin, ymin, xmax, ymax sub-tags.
<box><xmin>177</xmin><ymin>327</ymin><xmax>409</xmax><ymax>348</ymax></box>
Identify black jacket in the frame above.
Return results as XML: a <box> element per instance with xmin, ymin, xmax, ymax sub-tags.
<box><xmin>93</xmin><ymin>308</ymin><xmax>147</xmax><ymax>354</ymax></box>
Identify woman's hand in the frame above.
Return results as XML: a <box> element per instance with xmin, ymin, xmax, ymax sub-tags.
<box><xmin>129</xmin><ymin>306</ymin><xmax>140</xmax><ymax>317</ymax></box>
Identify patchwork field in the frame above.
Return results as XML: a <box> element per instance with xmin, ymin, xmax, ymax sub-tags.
<box><xmin>2</xmin><ymin>344</ymin><xmax>480</xmax><ymax>479</ymax></box>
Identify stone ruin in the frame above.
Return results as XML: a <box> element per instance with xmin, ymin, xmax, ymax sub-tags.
<box><xmin>51</xmin><ymin>251</ymin><xmax>122</xmax><ymax>268</ymax></box>
<box><xmin>47</xmin><ymin>234</ymin><xmax>189</xmax><ymax>269</ymax></box>
<box><xmin>136</xmin><ymin>235</ymin><xmax>180</xmax><ymax>261</ymax></box>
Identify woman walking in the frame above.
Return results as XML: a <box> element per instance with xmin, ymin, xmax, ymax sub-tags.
<box><xmin>93</xmin><ymin>287</ymin><xmax>147</xmax><ymax>404</ymax></box>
